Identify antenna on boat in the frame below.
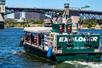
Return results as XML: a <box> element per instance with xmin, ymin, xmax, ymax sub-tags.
<box><xmin>63</xmin><ymin>0</ymin><xmax>70</xmax><ymax>18</ymax></box>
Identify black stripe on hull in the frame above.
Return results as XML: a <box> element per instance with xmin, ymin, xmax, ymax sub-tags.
<box><xmin>23</xmin><ymin>44</ymin><xmax>102</xmax><ymax>63</ymax></box>
<box><xmin>23</xmin><ymin>44</ymin><xmax>56</xmax><ymax>62</ymax></box>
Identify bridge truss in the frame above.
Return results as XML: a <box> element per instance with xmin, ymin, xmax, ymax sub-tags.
<box><xmin>5</xmin><ymin>7</ymin><xmax>102</xmax><ymax>20</ymax></box>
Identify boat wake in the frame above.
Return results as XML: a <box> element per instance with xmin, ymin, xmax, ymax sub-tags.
<box><xmin>64</xmin><ymin>61</ymin><xmax>102</xmax><ymax>68</ymax></box>
<box><xmin>11</xmin><ymin>49</ymin><xmax>25</xmax><ymax>55</ymax></box>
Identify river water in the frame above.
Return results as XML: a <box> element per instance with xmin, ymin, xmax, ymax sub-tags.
<box><xmin>0</xmin><ymin>28</ymin><xmax>102</xmax><ymax>68</ymax></box>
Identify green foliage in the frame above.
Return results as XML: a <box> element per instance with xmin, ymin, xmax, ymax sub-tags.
<box><xmin>5</xmin><ymin>18</ymin><xmax>16</xmax><ymax>27</ymax></box>
<box><xmin>82</xmin><ymin>19</ymin><xmax>97</xmax><ymax>28</ymax></box>
<box><xmin>5</xmin><ymin>19</ymin><xmax>43</xmax><ymax>27</ymax></box>
<box><xmin>32</xmin><ymin>19</ymin><xmax>43</xmax><ymax>24</ymax></box>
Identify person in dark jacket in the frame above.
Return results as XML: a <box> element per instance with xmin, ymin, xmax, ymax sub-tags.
<box><xmin>31</xmin><ymin>33</ymin><xmax>34</xmax><ymax>44</ymax></box>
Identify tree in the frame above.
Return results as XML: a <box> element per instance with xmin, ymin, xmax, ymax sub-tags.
<box><xmin>82</xmin><ymin>19</ymin><xmax>97</xmax><ymax>28</ymax></box>
<box><xmin>5</xmin><ymin>18</ymin><xmax>16</xmax><ymax>27</ymax></box>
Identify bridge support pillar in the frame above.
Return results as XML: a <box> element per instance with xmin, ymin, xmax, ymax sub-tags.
<box><xmin>0</xmin><ymin>13</ymin><xmax>5</xmax><ymax>29</ymax></box>
<box><xmin>0</xmin><ymin>0</ymin><xmax>5</xmax><ymax>29</ymax></box>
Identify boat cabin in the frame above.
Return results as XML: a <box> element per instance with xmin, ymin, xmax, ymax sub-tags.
<box><xmin>23</xmin><ymin>22</ymin><xmax>100</xmax><ymax>55</ymax></box>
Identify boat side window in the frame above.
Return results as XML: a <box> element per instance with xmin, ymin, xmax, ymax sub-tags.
<box><xmin>57</xmin><ymin>17</ymin><xmax>62</xmax><ymax>23</ymax></box>
<box><xmin>33</xmin><ymin>33</ymin><xmax>38</xmax><ymax>45</ymax></box>
<box><xmin>52</xmin><ymin>17</ymin><xmax>58</xmax><ymax>24</ymax></box>
<box><xmin>41</xmin><ymin>33</ymin><xmax>44</xmax><ymax>45</ymax></box>
<box><xmin>24</xmin><ymin>32</ymin><xmax>30</xmax><ymax>42</ymax></box>
<box><xmin>62</xmin><ymin>17</ymin><xmax>67</xmax><ymax>24</ymax></box>
<box><xmin>38</xmin><ymin>33</ymin><xmax>43</xmax><ymax>45</ymax></box>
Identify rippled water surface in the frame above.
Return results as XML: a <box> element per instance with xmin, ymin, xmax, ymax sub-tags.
<box><xmin>0</xmin><ymin>28</ymin><xmax>102</xmax><ymax>68</ymax></box>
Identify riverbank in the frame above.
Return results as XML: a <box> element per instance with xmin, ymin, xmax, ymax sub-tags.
<box><xmin>80</xmin><ymin>25</ymin><xmax>102</xmax><ymax>30</ymax></box>
<box><xmin>4</xmin><ymin>24</ymin><xmax>44</xmax><ymax>29</ymax></box>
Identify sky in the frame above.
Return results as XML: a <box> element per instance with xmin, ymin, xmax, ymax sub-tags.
<box><xmin>5</xmin><ymin>0</ymin><xmax>102</xmax><ymax>18</ymax></box>
<box><xmin>6</xmin><ymin>0</ymin><xmax>102</xmax><ymax>11</ymax></box>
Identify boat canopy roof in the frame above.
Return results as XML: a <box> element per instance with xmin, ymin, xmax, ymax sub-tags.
<box><xmin>24</xmin><ymin>27</ymin><xmax>52</xmax><ymax>33</ymax></box>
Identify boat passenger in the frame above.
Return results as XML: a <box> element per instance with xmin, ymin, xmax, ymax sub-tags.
<box><xmin>52</xmin><ymin>17</ymin><xmax>58</xmax><ymax>24</ymax></box>
<box><xmin>62</xmin><ymin>17</ymin><xmax>67</xmax><ymax>24</ymax></box>
<box><xmin>57</xmin><ymin>17</ymin><xmax>62</xmax><ymax>23</ymax></box>
<box><xmin>24</xmin><ymin>33</ymin><xmax>30</xmax><ymax>43</ymax></box>
<box><xmin>33</xmin><ymin>35</ymin><xmax>38</xmax><ymax>45</ymax></box>
<box><xmin>31</xmin><ymin>33</ymin><xmax>34</xmax><ymax>44</ymax></box>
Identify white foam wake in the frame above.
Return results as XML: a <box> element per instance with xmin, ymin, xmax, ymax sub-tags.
<box><xmin>64</xmin><ymin>61</ymin><xmax>102</xmax><ymax>68</ymax></box>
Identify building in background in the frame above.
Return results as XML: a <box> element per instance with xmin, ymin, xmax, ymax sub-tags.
<box><xmin>14</xmin><ymin>12</ymin><xmax>25</xmax><ymax>22</ymax></box>
<box><xmin>25</xmin><ymin>12</ymin><xmax>45</xmax><ymax>20</ymax></box>
<box><xmin>14</xmin><ymin>12</ymin><xmax>21</xmax><ymax>19</ymax></box>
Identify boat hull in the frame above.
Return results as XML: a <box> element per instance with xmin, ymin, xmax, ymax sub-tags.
<box><xmin>23</xmin><ymin>43</ymin><xmax>102</xmax><ymax>63</ymax></box>
<box><xmin>23</xmin><ymin>44</ymin><xmax>56</xmax><ymax>62</ymax></box>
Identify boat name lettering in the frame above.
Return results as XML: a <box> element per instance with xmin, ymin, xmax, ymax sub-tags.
<box><xmin>59</xmin><ymin>37</ymin><xmax>98</xmax><ymax>42</ymax></box>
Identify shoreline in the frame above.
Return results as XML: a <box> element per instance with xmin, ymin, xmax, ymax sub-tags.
<box><xmin>3</xmin><ymin>26</ymin><xmax>102</xmax><ymax>30</ymax></box>
<box><xmin>80</xmin><ymin>27</ymin><xmax>102</xmax><ymax>30</ymax></box>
